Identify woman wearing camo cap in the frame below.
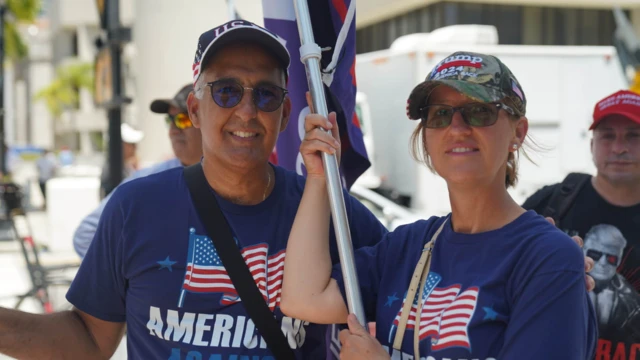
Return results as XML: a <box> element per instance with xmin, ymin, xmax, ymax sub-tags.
<box><xmin>281</xmin><ymin>51</ymin><xmax>598</xmax><ymax>359</ymax></box>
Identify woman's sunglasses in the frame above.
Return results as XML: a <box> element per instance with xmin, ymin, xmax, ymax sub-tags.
<box><xmin>419</xmin><ymin>102</ymin><xmax>517</xmax><ymax>129</ymax></box>
<box><xmin>165</xmin><ymin>113</ymin><xmax>193</xmax><ymax>130</ymax></box>
<box><xmin>205</xmin><ymin>79</ymin><xmax>288</xmax><ymax>113</ymax></box>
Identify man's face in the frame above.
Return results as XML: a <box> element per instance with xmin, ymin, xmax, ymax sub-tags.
<box><xmin>168</xmin><ymin>105</ymin><xmax>203</xmax><ymax>166</ymax></box>
<box><xmin>123</xmin><ymin>142</ymin><xmax>136</xmax><ymax>160</ymax></box>
<box><xmin>591</xmin><ymin>115</ymin><xmax>640</xmax><ymax>186</ymax></box>
<box><xmin>187</xmin><ymin>44</ymin><xmax>291</xmax><ymax>170</ymax></box>
<box><xmin>584</xmin><ymin>233</ymin><xmax>625</xmax><ymax>286</ymax></box>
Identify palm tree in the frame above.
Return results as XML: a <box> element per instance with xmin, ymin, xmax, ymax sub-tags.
<box><xmin>4</xmin><ymin>0</ymin><xmax>42</xmax><ymax>61</ymax></box>
<box><xmin>0</xmin><ymin>0</ymin><xmax>40</xmax><ymax>176</ymax></box>
<box><xmin>33</xmin><ymin>61</ymin><xmax>94</xmax><ymax>118</ymax></box>
<box><xmin>33</xmin><ymin>61</ymin><xmax>94</xmax><ymax>151</ymax></box>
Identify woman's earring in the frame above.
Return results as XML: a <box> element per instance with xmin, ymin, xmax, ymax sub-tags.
<box><xmin>512</xmin><ymin>143</ymin><xmax>518</xmax><ymax>150</ymax></box>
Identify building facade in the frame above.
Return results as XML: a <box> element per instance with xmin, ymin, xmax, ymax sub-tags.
<box><xmin>355</xmin><ymin>0</ymin><xmax>640</xmax><ymax>53</ymax></box>
<box><xmin>9</xmin><ymin>0</ymin><xmax>640</xmax><ymax>163</ymax></box>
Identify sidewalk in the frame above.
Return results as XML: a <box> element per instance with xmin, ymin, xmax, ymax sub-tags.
<box><xmin>0</xmin><ymin>211</ymin><xmax>127</xmax><ymax>359</ymax></box>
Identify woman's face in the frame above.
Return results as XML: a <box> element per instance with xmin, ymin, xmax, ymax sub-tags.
<box><xmin>422</xmin><ymin>86</ymin><xmax>527</xmax><ymax>188</ymax></box>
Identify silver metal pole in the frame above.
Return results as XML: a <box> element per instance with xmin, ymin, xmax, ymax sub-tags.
<box><xmin>293</xmin><ymin>0</ymin><xmax>367</xmax><ymax>328</ymax></box>
<box><xmin>227</xmin><ymin>0</ymin><xmax>237</xmax><ymax>21</ymax></box>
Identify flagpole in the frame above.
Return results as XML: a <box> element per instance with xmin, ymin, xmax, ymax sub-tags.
<box><xmin>227</xmin><ymin>0</ymin><xmax>237</xmax><ymax>21</ymax></box>
<box><xmin>293</xmin><ymin>0</ymin><xmax>368</xmax><ymax>328</ymax></box>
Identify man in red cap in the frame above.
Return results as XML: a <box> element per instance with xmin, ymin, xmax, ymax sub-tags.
<box><xmin>523</xmin><ymin>89</ymin><xmax>640</xmax><ymax>358</ymax></box>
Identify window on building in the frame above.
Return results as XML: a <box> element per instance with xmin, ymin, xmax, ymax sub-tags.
<box><xmin>355</xmin><ymin>2</ymin><xmax>627</xmax><ymax>54</ymax></box>
<box><xmin>89</xmin><ymin>131</ymin><xmax>105</xmax><ymax>152</ymax></box>
<box><xmin>72</xmin><ymin>85</ymin><xmax>81</xmax><ymax>110</ymax></box>
<box><xmin>71</xmin><ymin>30</ymin><xmax>78</xmax><ymax>57</ymax></box>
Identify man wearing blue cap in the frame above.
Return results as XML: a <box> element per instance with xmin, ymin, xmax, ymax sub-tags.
<box><xmin>0</xmin><ymin>20</ymin><xmax>386</xmax><ymax>359</ymax></box>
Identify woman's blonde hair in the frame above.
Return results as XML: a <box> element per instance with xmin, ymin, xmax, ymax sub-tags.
<box><xmin>410</xmin><ymin>97</ymin><xmax>530</xmax><ymax>188</ymax></box>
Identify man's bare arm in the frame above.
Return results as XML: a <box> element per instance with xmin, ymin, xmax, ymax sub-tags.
<box><xmin>0</xmin><ymin>307</ymin><xmax>125</xmax><ymax>360</ymax></box>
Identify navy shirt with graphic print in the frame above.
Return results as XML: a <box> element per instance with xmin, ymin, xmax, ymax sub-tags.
<box><xmin>66</xmin><ymin>165</ymin><xmax>387</xmax><ymax>360</ymax></box>
<box><xmin>332</xmin><ymin>212</ymin><xmax>598</xmax><ymax>360</ymax></box>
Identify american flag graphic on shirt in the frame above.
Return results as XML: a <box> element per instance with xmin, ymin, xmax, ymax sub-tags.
<box><xmin>178</xmin><ymin>228</ymin><xmax>285</xmax><ymax>310</ymax></box>
<box><xmin>392</xmin><ymin>272</ymin><xmax>479</xmax><ymax>352</ymax></box>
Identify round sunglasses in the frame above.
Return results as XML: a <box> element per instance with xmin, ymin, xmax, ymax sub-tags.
<box><xmin>165</xmin><ymin>113</ymin><xmax>193</xmax><ymax>129</ymax></box>
<box><xmin>205</xmin><ymin>79</ymin><xmax>288</xmax><ymax>113</ymax></box>
<box><xmin>419</xmin><ymin>102</ymin><xmax>517</xmax><ymax>129</ymax></box>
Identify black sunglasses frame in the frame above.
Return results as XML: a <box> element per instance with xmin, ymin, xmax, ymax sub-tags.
<box><xmin>419</xmin><ymin>102</ymin><xmax>517</xmax><ymax>129</ymax></box>
<box><xmin>205</xmin><ymin>80</ymin><xmax>289</xmax><ymax>113</ymax></box>
<box><xmin>586</xmin><ymin>249</ymin><xmax>619</xmax><ymax>266</ymax></box>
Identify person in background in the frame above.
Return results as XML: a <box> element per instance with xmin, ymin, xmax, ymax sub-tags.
<box><xmin>73</xmin><ymin>83</ymin><xmax>202</xmax><ymax>258</ymax></box>
<box><xmin>35</xmin><ymin>149</ymin><xmax>57</xmax><ymax>209</ymax></box>
<box><xmin>0</xmin><ymin>142</ymin><xmax>19</xmax><ymax>180</ymax></box>
<box><xmin>100</xmin><ymin>123</ymin><xmax>145</xmax><ymax>197</ymax></box>
<box><xmin>523</xmin><ymin>89</ymin><xmax>640</xmax><ymax>357</ymax></box>
<box><xmin>57</xmin><ymin>146</ymin><xmax>74</xmax><ymax>167</ymax></box>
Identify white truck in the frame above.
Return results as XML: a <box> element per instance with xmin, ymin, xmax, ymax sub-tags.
<box><xmin>354</xmin><ymin>25</ymin><xmax>629</xmax><ymax>217</ymax></box>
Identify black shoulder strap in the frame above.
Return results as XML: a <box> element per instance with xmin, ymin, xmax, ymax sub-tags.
<box><xmin>183</xmin><ymin>163</ymin><xmax>295</xmax><ymax>360</ymax></box>
<box><xmin>542</xmin><ymin>172</ymin><xmax>591</xmax><ymax>227</ymax></box>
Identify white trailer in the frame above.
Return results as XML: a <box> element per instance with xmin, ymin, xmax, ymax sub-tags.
<box><xmin>354</xmin><ymin>25</ymin><xmax>629</xmax><ymax>216</ymax></box>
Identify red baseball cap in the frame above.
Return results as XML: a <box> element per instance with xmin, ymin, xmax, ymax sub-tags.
<box><xmin>591</xmin><ymin>90</ymin><xmax>640</xmax><ymax>130</ymax></box>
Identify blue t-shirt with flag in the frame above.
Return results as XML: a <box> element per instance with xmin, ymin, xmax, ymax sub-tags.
<box><xmin>332</xmin><ymin>212</ymin><xmax>598</xmax><ymax>360</ymax></box>
<box><xmin>66</xmin><ymin>165</ymin><xmax>387</xmax><ymax>360</ymax></box>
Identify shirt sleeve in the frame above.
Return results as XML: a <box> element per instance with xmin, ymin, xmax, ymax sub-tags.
<box><xmin>330</xmin><ymin>232</ymin><xmax>392</xmax><ymax>322</ymax></box>
<box><xmin>499</xmin><ymin>237</ymin><xmax>598</xmax><ymax>359</ymax></box>
<box><xmin>72</xmin><ymin>160</ymin><xmax>179</xmax><ymax>258</ymax></box>
<box><xmin>66</xmin><ymin>190</ymin><xmax>128</xmax><ymax>323</ymax></box>
<box><xmin>347</xmin><ymin>192</ymin><xmax>389</xmax><ymax>249</ymax></box>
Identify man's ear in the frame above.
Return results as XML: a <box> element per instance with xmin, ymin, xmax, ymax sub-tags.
<box><xmin>279</xmin><ymin>96</ymin><xmax>292</xmax><ymax>132</ymax></box>
<box><xmin>187</xmin><ymin>92</ymin><xmax>201</xmax><ymax>129</ymax></box>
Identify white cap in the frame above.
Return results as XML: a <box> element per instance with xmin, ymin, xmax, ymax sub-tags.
<box><xmin>121</xmin><ymin>123</ymin><xmax>144</xmax><ymax>144</ymax></box>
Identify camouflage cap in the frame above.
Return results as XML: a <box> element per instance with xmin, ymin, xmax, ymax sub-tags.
<box><xmin>406</xmin><ymin>51</ymin><xmax>527</xmax><ymax>120</ymax></box>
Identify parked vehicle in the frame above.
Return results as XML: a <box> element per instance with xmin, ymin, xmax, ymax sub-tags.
<box><xmin>350</xmin><ymin>184</ymin><xmax>421</xmax><ymax>231</ymax></box>
<box><xmin>354</xmin><ymin>24</ymin><xmax>629</xmax><ymax>216</ymax></box>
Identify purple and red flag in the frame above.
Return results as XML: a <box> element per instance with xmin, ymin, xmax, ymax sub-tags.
<box><xmin>262</xmin><ymin>0</ymin><xmax>369</xmax><ymax>189</ymax></box>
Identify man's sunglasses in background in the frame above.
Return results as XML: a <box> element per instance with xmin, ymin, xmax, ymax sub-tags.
<box><xmin>166</xmin><ymin>113</ymin><xmax>193</xmax><ymax>129</ymax></box>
